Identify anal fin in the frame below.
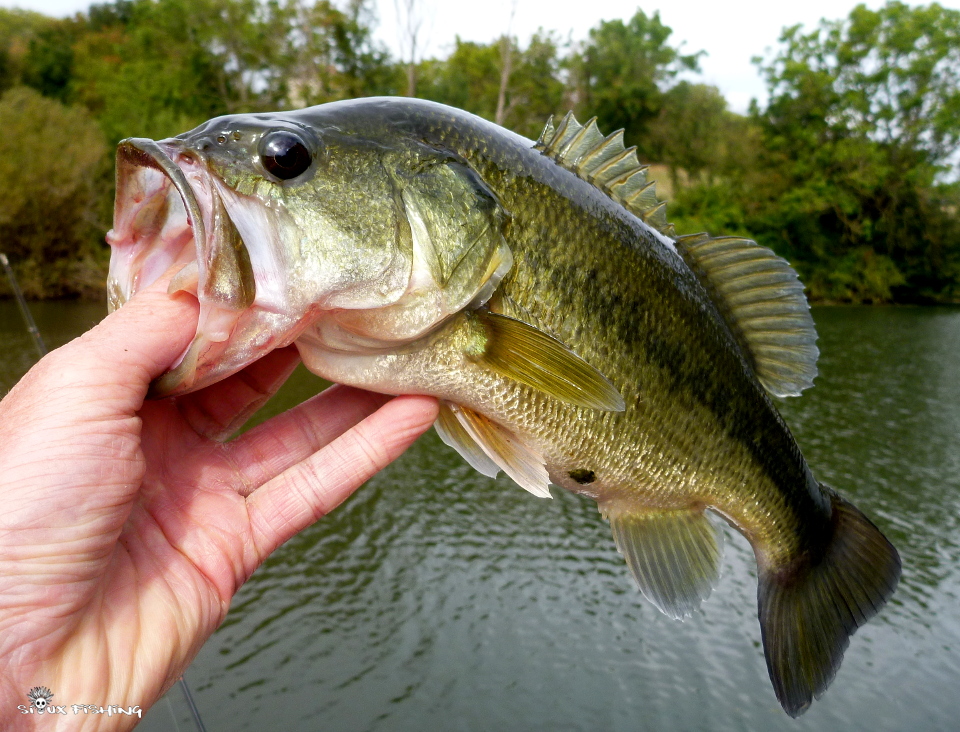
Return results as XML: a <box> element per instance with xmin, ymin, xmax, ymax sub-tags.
<box><xmin>601</xmin><ymin>503</ymin><xmax>723</xmax><ymax>619</ymax></box>
<box><xmin>452</xmin><ymin>404</ymin><xmax>552</xmax><ymax>498</ymax></box>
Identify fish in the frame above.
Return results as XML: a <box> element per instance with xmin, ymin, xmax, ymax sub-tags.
<box><xmin>106</xmin><ymin>97</ymin><xmax>900</xmax><ymax>716</ymax></box>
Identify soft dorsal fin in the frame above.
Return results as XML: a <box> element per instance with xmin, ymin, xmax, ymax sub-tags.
<box><xmin>675</xmin><ymin>234</ymin><xmax>819</xmax><ymax>397</ymax></box>
<box><xmin>535</xmin><ymin>112</ymin><xmax>676</xmax><ymax>238</ymax></box>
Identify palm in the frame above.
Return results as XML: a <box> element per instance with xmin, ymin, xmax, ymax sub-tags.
<box><xmin>0</xmin><ymin>288</ymin><xmax>437</xmax><ymax>727</ymax></box>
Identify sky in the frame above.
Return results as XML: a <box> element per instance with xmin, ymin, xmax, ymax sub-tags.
<box><xmin>4</xmin><ymin>0</ymin><xmax>960</xmax><ymax>113</ymax></box>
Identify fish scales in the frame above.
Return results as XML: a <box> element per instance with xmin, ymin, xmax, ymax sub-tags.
<box><xmin>106</xmin><ymin>97</ymin><xmax>900</xmax><ymax>716</ymax></box>
<box><xmin>401</xmin><ymin>103</ymin><xmax>819</xmax><ymax>550</ymax></box>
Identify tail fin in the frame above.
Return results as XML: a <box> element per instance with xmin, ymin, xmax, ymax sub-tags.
<box><xmin>758</xmin><ymin>487</ymin><xmax>900</xmax><ymax>717</ymax></box>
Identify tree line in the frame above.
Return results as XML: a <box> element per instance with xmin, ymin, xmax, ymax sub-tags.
<box><xmin>0</xmin><ymin>0</ymin><xmax>957</xmax><ymax>302</ymax></box>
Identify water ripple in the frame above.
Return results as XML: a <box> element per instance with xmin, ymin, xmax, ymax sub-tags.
<box><xmin>10</xmin><ymin>303</ymin><xmax>960</xmax><ymax>732</ymax></box>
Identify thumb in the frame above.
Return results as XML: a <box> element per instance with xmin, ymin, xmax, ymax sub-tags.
<box><xmin>10</xmin><ymin>283</ymin><xmax>199</xmax><ymax>422</ymax></box>
<box><xmin>78</xmin><ymin>285</ymin><xmax>200</xmax><ymax>388</ymax></box>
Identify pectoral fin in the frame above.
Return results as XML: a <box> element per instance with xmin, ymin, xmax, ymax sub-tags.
<box><xmin>601</xmin><ymin>503</ymin><xmax>723</xmax><ymax>619</ymax></box>
<box><xmin>469</xmin><ymin>310</ymin><xmax>625</xmax><ymax>412</ymax></box>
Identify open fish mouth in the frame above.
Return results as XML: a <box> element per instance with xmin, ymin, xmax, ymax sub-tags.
<box><xmin>107</xmin><ymin>139</ymin><xmax>202</xmax><ymax>311</ymax></box>
<box><xmin>107</xmin><ymin>138</ymin><xmax>303</xmax><ymax>397</ymax></box>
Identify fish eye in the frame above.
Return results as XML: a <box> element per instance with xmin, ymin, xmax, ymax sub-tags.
<box><xmin>259</xmin><ymin>130</ymin><xmax>312</xmax><ymax>181</ymax></box>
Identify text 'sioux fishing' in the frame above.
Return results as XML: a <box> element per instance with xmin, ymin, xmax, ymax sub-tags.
<box><xmin>106</xmin><ymin>97</ymin><xmax>900</xmax><ymax>716</ymax></box>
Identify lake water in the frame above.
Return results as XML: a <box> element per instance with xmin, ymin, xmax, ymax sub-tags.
<box><xmin>3</xmin><ymin>301</ymin><xmax>959</xmax><ymax>731</ymax></box>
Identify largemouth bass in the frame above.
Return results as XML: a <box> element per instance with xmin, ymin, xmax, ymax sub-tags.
<box><xmin>106</xmin><ymin>98</ymin><xmax>900</xmax><ymax>716</ymax></box>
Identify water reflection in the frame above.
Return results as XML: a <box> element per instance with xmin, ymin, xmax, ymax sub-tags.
<box><xmin>778</xmin><ymin>308</ymin><xmax>960</xmax><ymax>621</ymax></box>
<box><xmin>3</xmin><ymin>303</ymin><xmax>960</xmax><ymax>730</ymax></box>
<box><xmin>0</xmin><ymin>299</ymin><xmax>106</xmax><ymax>394</ymax></box>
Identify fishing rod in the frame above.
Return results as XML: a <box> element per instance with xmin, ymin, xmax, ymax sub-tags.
<box><xmin>177</xmin><ymin>677</ymin><xmax>208</xmax><ymax>732</ymax></box>
<box><xmin>1</xmin><ymin>252</ymin><xmax>47</xmax><ymax>358</ymax></box>
<box><xmin>2</xmin><ymin>251</ymin><xmax>208</xmax><ymax>732</ymax></box>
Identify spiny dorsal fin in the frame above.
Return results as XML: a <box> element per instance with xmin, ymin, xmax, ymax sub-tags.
<box><xmin>675</xmin><ymin>234</ymin><xmax>819</xmax><ymax>397</ymax></box>
<box><xmin>601</xmin><ymin>502</ymin><xmax>724</xmax><ymax>620</ymax></box>
<box><xmin>534</xmin><ymin>112</ymin><xmax>672</xmax><ymax>236</ymax></box>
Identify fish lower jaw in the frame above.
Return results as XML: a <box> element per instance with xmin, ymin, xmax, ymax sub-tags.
<box><xmin>294</xmin><ymin>333</ymin><xmax>426</xmax><ymax>398</ymax></box>
<box><xmin>150</xmin><ymin>300</ymin><xmax>316</xmax><ymax>398</ymax></box>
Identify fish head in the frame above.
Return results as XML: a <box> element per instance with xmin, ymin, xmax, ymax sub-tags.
<box><xmin>107</xmin><ymin>100</ymin><xmax>512</xmax><ymax>397</ymax></box>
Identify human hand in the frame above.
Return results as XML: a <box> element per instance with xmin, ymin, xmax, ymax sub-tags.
<box><xmin>0</xmin><ymin>284</ymin><xmax>438</xmax><ymax>730</ymax></box>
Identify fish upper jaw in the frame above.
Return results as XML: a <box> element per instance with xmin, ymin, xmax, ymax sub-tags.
<box><xmin>107</xmin><ymin>139</ymin><xmax>199</xmax><ymax>312</ymax></box>
<box><xmin>107</xmin><ymin>137</ymin><xmax>312</xmax><ymax>397</ymax></box>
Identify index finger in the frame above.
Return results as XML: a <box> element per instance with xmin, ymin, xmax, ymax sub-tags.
<box><xmin>245</xmin><ymin>394</ymin><xmax>438</xmax><ymax>560</ymax></box>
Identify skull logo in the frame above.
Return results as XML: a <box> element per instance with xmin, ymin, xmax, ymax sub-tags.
<box><xmin>26</xmin><ymin>687</ymin><xmax>54</xmax><ymax>711</ymax></box>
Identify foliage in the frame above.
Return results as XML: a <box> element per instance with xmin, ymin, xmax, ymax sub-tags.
<box><xmin>759</xmin><ymin>1</ymin><xmax>960</xmax><ymax>170</ymax></box>
<box><xmin>741</xmin><ymin>1</ymin><xmax>960</xmax><ymax>302</ymax></box>
<box><xmin>68</xmin><ymin>0</ymin><xmax>227</xmax><ymax>144</ymax></box>
<box><xmin>416</xmin><ymin>31</ymin><xmax>565</xmax><ymax>139</ymax></box>
<box><xmin>0</xmin><ymin>0</ymin><xmax>957</xmax><ymax>303</ymax></box>
<box><xmin>21</xmin><ymin>19</ymin><xmax>79</xmax><ymax>102</ymax></box>
<box><xmin>0</xmin><ymin>8</ymin><xmax>62</xmax><ymax>93</ymax></box>
<box><xmin>647</xmin><ymin>82</ymin><xmax>762</xmax><ymax>189</ymax></box>
<box><xmin>669</xmin><ymin>181</ymin><xmax>754</xmax><ymax>242</ymax></box>
<box><xmin>568</xmin><ymin>9</ymin><xmax>701</xmax><ymax>159</ymax></box>
<box><xmin>19</xmin><ymin>0</ymin><xmax>397</xmax><ymax>146</ymax></box>
<box><xmin>287</xmin><ymin>0</ymin><xmax>399</xmax><ymax>105</ymax></box>
<box><xmin>0</xmin><ymin>87</ymin><xmax>108</xmax><ymax>299</ymax></box>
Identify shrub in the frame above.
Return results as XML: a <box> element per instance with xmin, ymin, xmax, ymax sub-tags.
<box><xmin>0</xmin><ymin>86</ymin><xmax>109</xmax><ymax>299</ymax></box>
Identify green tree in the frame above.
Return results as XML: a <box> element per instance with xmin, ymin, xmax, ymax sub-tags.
<box><xmin>0</xmin><ymin>45</ymin><xmax>9</xmax><ymax>95</ymax></box>
<box><xmin>192</xmin><ymin>0</ymin><xmax>292</xmax><ymax>111</ymax></box>
<box><xmin>286</xmin><ymin>0</ymin><xmax>398</xmax><ymax>106</ymax></box>
<box><xmin>504</xmin><ymin>31</ymin><xmax>566</xmax><ymax>138</ymax></box>
<box><xmin>0</xmin><ymin>8</ymin><xmax>62</xmax><ymax>92</ymax></box>
<box><xmin>0</xmin><ymin>87</ymin><xmax>108</xmax><ymax>299</ymax></box>
<box><xmin>21</xmin><ymin>20</ymin><xmax>78</xmax><ymax>102</ymax></box>
<box><xmin>569</xmin><ymin>9</ymin><xmax>701</xmax><ymax>158</ymax></box>
<box><xmin>330</xmin><ymin>0</ymin><xmax>398</xmax><ymax>98</ymax></box>
<box><xmin>417</xmin><ymin>31</ymin><xmax>564</xmax><ymax>139</ymax></box>
<box><xmin>416</xmin><ymin>37</ymin><xmax>498</xmax><ymax>116</ymax></box>
<box><xmin>750</xmin><ymin>1</ymin><xmax>960</xmax><ymax>301</ymax></box>
<box><xmin>647</xmin><ymin>82</ymin><xmax>759</xmax><ymax>187</ymax></box>
<box><xmin>760</xmin><ymin>2</ymin><xmax>960</xmax><ymax>169</ymax></box>
<box><xmin>70</xmin><ymin>0</ymin><xmax>230</xmax><ymax>143</ymax></box>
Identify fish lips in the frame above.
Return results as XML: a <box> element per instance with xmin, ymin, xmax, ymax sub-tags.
<box><xmin>108</xmin><ymin>138</ymin><xmax>301</xmax><ymax>399</ymax></box>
